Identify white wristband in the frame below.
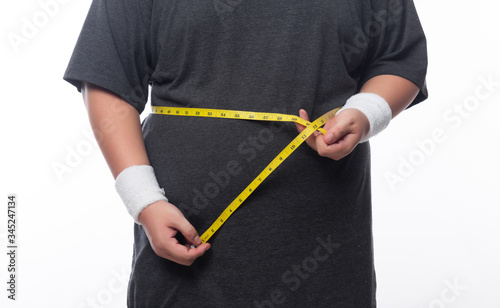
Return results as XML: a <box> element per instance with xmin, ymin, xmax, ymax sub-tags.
<box><xmin>338</xmin><ymin>93</ymin><xmax>392</xmax><ymax>143</ymax></box>
<box><xmin>115</xmin><ymin>165</ymin><xmax>168</xmax><ymax>224</ymax></box>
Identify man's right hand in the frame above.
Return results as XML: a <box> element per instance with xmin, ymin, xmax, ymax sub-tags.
<box><xmin>138</xmin><ymin>200</ymin><xmax>211</xmax><ymax>266</ymax></box>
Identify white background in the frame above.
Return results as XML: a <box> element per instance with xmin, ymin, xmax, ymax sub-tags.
<box><xmin>1</xmin><ymin>0</ymin><xmax>499</xmax><ymax>307</ymax></box>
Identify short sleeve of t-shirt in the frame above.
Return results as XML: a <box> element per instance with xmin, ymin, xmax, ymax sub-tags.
<box><xmin>361</xmin><ymin>0</ymin><xmax>428</xmax><ymax>106</ymax></box>
<box><xmin>64</xmin><ymin>0</ymin><xmax>428</xmax><ymax>113</ymax></box>
<box><xmin>63</xmin><ymin>0</ymin><xmax>152</xmax><ymax>114</ymax></box>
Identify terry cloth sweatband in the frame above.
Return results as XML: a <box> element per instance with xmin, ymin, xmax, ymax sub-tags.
<box><xmin>115</xmin><ymin>165</ymin><xmax>168</xmax><ymax>224</ymax></box>
<box><xmin>338</xmin><ymin>92</ymin><xmax>392</xmax><ymax>143</ymax></box>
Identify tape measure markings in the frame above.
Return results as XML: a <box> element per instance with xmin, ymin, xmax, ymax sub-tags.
<box><xmin>152</xmin><ymin>106</ymin><xmax>340</xmax><ymax>243</ymax></box>
<box><xmin>152</xmin><ymin>106</ymin><xmax>328</xmax><ymax>135</ymax></box>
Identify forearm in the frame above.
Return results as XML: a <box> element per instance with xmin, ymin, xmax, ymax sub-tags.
<box><xmin>360</xmin><ymin>74</ymin><xmax>420</xmax><ymax>118</ymax></box>
<box><xmin>82</xmin><ymin>82</ymin><xmax>150</xmax><ymax>179</ymax></box>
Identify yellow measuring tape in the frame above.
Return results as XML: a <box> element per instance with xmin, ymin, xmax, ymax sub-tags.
<box><xmin>152</xmin><ymin>106</ymin><xmax>341</xmax><ymax>243</ymax></box>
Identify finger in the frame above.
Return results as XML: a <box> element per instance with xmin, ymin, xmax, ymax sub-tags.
<box><xmin>325</xmin><ymin>123</ymin><xmax>350</xmax><ymax>145</ymax></box>
<box><xmin>314</xmin><ymin>117</ymin><xmax>360</xmax><ymax>159</ymax></box>
<box><xmin>161</xmin><ymin>228</ymin><xmax>211</xmax><ymax>260</ymax></box>
<box><xmin>300</xmin><ymin>109</ymin><xmax>321</xmax><ymax>137</ymax></box>
<box><xmin>294</xmin><ymin>109</ymin><xmax>309</xmax><ymax>133</ymax></box>
<box><xmin>186</xmin><ymin>242</ymin><xmax>211</xmax><ymax>255</ymax></box>
<box><xmin>168</xmin><ymin>212</ymin><xmax>203</xmax><ymax>246</ymax></box>
<box><xmin>324</xmin><ymin>132</ymin><xmax>335</xmax><ymax>145</ymax></box>
<box><xmin>162</xmin><ymin>237</ymin><xmax>211</xmax><ymax>266</ymax></box>
<box><xmin>300</xmin><ymin>109</ymin><xmax>309</xmax><ymax>121</ymax></box>
<box><xmin>294</xmin><ymin>109</ymin><xmax>323</xmax><ymax>151</ymax></box>
<box><xmin>295</xmin><ymin>109</ymin><xmax>323</xmax><ymax>136</ymax></box>
<box><xmin>323</xmin><ymin>111</ymin><xmax>357</xmax><ymax>145</ymax></box>
<box><xmin>324</xmin><ymin>133</ymin><xmax>358</xmax><ymax>158</ymax></box>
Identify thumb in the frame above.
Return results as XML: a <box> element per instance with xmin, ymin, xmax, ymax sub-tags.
<box><xmin>171</xmin><ymin>214</ymin><xmax>203</xmax><ymax>246</ymax></box>
<box><xmin>321</xmin><ymin>117</ymin><xmax>341</xmax><ymax>145</ymax></box>
<box><xmin>324</xmin><ymin>131</ymin><xmax>335</xmax><ymax>145</ymax></box>
<box><xmin>323</xmin><ymin>117</ymin><xmax>354</xmax><ymax>147</ymax></box>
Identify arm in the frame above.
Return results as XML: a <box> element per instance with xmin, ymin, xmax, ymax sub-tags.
<box><xmin>82</xmin><ymin>83</ymin><xmax>150</xmax><ymax>177</ymax></box>
<box><xmin>82</xmin><ymin>82</ymin><xmax>210</xmax><ymax>265</ymax></box>
<box><xmin>360</xmin><ymin>74</ymin><xmax>420</xmax><ymax>118</ymax></box>
<box><xmin>295</xmin><ymin>74</ymin><xmax>420</xmax><ymax>160</ymax></box>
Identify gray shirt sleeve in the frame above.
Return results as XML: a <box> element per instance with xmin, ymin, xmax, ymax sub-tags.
<box><xmin>361</xmin><ymin>0</ymin><xmax>428</xmax><ymax>106</ymax></box>
<box><xmin>63</xmin><ymin>0</ymin><xmax>153</xmax><ymax>114</ymax></box>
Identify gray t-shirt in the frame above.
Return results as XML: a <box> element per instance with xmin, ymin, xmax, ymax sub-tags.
<box><xmin>64</xmin><ymin>0</ymin><xmax>427</xmax><ymax>307</ymax></box>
